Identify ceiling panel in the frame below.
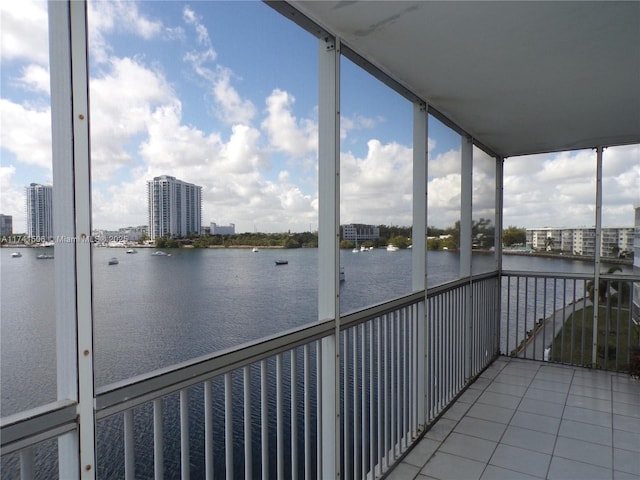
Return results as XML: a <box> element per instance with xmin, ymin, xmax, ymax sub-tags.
<box><xmin>287</xmin><ymin>1</ymin><xmax>640</xmax><ymax>157</ymax></box>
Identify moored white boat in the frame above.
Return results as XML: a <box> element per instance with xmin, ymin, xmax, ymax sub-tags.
<box><xmin>108</xmin><ymin>257</ymin><xmax>119</xmax><ymax>265</ymax></box>
<box><xmin>386</xmin><ymin>244</ymin><xmax>399</xmax><ymax>252</ymax></box>
<box><xmin>11</xmin><ymin>252</ymin><xmax>22</xmax><ymax>258</ymax></box>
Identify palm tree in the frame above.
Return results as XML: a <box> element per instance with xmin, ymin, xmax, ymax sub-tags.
<box><xmin>586</xmin><ymin>266</ymin><xmax>622</xmax><ymax>303</ymax></box>
<box><xmin>544</xmin><ymin>236</ymin><xmax>555</xmax><ymax>251</ymax></box>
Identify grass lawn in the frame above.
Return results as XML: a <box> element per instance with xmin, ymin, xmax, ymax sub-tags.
<box><xmin>550</xmin><ymin>304</ymin><xmax>639</xmax><ymax>371</ymax></box>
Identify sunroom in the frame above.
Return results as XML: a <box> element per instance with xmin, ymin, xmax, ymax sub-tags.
<box><xmin>1</xmin><ymin>1</ymin><xmax>639</xmax><ymax>479</ymax></box>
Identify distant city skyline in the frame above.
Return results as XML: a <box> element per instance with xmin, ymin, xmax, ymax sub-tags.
<box><xmin>1</xmin><ymin>1</ymin><xmax>638</xmax><ymax>233</ymax></box>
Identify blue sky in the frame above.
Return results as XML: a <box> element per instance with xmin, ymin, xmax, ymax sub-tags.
<box><xmin>1</xmin><ymin>1</ymin><xmax>638</xmax><ymax>233</ymax></box>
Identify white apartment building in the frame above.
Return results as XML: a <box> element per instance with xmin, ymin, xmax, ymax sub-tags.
<box><xmin>526</xmin><ymin>226</ymin><xmax>633</xmax><ymax>258</ymax></box>
<box><xmin>25</xmin><ymin>183</ymin><xmax>53</xmax><ymax>240</ymax></box>
<box><xmin>210</xmin><ymin>223</ymin><xmax>236</xmax><ymax>235</ymax></box>
<box><xmin>147</xmin><ymin>175</ymin><xmax>202</xmax><ymax>240</ymax></box>
<box><xmin>342</xmin><ymin>224</ymin><xmax>380</xmax><ymax>242</ymax></box>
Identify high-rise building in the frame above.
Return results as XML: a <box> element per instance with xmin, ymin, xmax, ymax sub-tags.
<box><xmin>25</xmin><ymin>183</ymin><xmax>53</xmax><ymax>240</ymax></box>
<box><xmin>0</xmin><ymin>214</ymin><xmax>13</xmax><ymax>236</ymax></box>
<box><xmin>147</xmin><ymin>175</ymin><xmax>202</xmax><ymax>240</ymax></box>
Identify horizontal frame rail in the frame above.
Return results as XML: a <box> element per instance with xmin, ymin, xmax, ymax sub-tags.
<box><xmin>0</xmin><ymin>400</ymin><xmax>77</xmax><ymax>455</ymax></box>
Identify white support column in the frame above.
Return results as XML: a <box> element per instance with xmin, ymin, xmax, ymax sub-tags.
<box><xmin>460</xmin><ymin>136</ymin><xmax>473</xmax><ymax>380</ymax></box>
<box><xmin>70</xmin><ymin>0</ymin><xmax>96</xmax><ymax>474</ymax></box>
<box><xmin>50</xmin><ymin>1</ymin><xmax>96</xmax><ymax>477</ymax></box>
<box><xmin>318</xmin><ymin>35</ymin><xmax>341</xmax><ymax>479</ymax></box>
<box><xmin>48</xmin><ymin>1</ymin><xmax>80</xmax><ymax>476</ymax></box>
<box><xmin>592</xmin><ymin>146</ymin><xmax>604</xmax><ymax>366</ymax></box>
<box><xmin>460</xmin><ymin>136</ymin><xmax>473</xmax><ymax>277</ymax></box>
<box><xmin>495</xmin><ymin>157</ymin><xmax>504</xmax><ymax>272</ymax></box>
<box><xmin>412</xmin><ymin>102</ymin><xmax>428</xmax><ymax>429</ymax></box>
<box><xmin>495</xmin><ymin>156</ymin><xmax>504</xmax><ymax>356</ymax></box>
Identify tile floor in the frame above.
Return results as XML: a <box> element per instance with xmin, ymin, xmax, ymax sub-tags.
<box><xmin>387</xmin><ymin>357</ymin><xmax>640</xmax><ymax>480</ymax></box>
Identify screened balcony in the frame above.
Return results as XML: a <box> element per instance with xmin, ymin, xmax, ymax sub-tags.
<box><xmin>1</xmin><ymin>1</ymin><xmax>639</xmax><ymax>479</ymax></box>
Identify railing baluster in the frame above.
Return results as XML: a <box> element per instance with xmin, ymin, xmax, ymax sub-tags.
<box><xmin>382</xmin><ymin>314</ymin><xmax>389</xmax><ymax>471</ymax></box>
<box><xmin>290</xmin><ymin>350</ymin><xmax>298</xmax><ymax>480</ymax></box>
<box><xmin>261</xmin><ymin>359</ymin><xmax>269</xmax><ymax>480</ymax></box>
<box><xmin>244</xmin><ymin>366</ymin><xmax>253</xmax><ymax>479</ymax></box>
<box><xmin>124</xmin><ymin>409</ymin><xmax>134</xmax><ymax>480</ymax></box>
<box><xmin>204</xmin><ymin>380</ymin><xmax>213</xmax><ymax>480</ymax></box>
<box><xmin>153</xmin><ymin>398</ymin><xmax>163</xmax><ymax>480</ymax></box>
<box><xmin>224</xmin><ymin>373</ymin><xmax>233</xmax><ymax>479</ymax></box>
<box><xmin>506</xmin><ymin>275</ymin><xmax>511</xmax><ymax>355</ymax></box>
<box><xmin>374</xmin><ymin>317</ymin><xmax>384</xmax><ymax>475</ymax></box>
<box><xmin>276</xmin><ymin>354</ymin><xmax>284</xmax><ymax>479</ymax></box>
<box><xmin>180</xmin><ymin>389</ymin><xmax>190</xmax><ymax>480</ymax></box>
<box><xmin>370</xmin><ymin>319</ymin><xmax>377</xmax><ymax>478</ymax></box>
<box><xmin>316</xmin><ymin>342</ymin><xmax>322</xmax><ymax>480</ymax></box>
<box><xmin>353</xmin><ymin>324</ymin><xmax>360</xmax><ymax>480</ymax></box>
<box><xmin>581</xmin><ymin>279</ymin><xmax>587</xmax><ymax>366</ymax></box>
<box><xmin>303</xmin><ymin>345</ymin><xmax>311</xmax><ymax>480</ymax></box>
<box><xmin>542</xmin><ymin>278</ymin><xmax>548</xmax><ymax>361</ymax></box>
<box><xmin>515</xmin><ymin>276</ymin><xmax>520</xmax><ymax>359</ymax></box>
<box><xmin>358</xmin><ymin>324</ymin><xmax>369</xmax><ymax>478</ymax></box>
<box><xmin>342</xmin><ymin>329</ymin><xmax>350</xmax><ymax>480</ymax></box>
<box><xmin>19</xmin><ymin>446</ymin><xmax>34</xmax><ymax>480</ymax></box>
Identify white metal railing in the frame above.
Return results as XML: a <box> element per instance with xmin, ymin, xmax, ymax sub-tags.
<box><xmin>1</xmin><ymin>273</ymin><xmax>502</xmax><ymax>479</ymax></box>
<box><xmin>426</xmin><ymin>272</ymin><xmax>500</xmax><ymax>420</ymax></box>
<box><xmin>502</xmin><ymin>270</ymin><xmax>640</xmax><ymax>372</ymax></box>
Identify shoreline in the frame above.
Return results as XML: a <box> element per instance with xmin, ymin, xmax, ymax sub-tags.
<box><xmin>502</xmin><ymin>249</ymin><xmax>632</xmax><ymax>266</ymax></box>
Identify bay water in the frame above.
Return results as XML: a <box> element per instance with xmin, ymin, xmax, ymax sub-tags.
<box><xmin>1</xmin><ymin>246</ymin><xmax>623</xmax><ymax>416</ymax></box>
<box><xmin>0</xmin><ymin>247</ymin><xmax>630</xmax><ymax>478</ymax></box>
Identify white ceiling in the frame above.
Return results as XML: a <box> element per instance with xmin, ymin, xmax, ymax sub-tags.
<box><xmin>282</xmin><ymin>1</ymin><xmax>640</xmax><ymax>158</ymax></box>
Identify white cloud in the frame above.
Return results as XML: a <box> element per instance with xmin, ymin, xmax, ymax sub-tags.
<box><xmin>341</xmin><ymin>113</ymin><xmax>382</xmax><ymax>140</ymax></box>
<box><xmin>212</xmin><ymin>67</ymin><xmax>256</xmax><ymax>125</ymax></box>
<box><xmin>89</xmin><ymin>59</ymin><xmax>175</xmax><ymax>179</ymax></box>
<box><xmin>89</xmin><ymin>0</ymin><xmax>163</xmax><ymax>63</ymax></box>
<box><xmin>0</xmin><ymin>99</ymin><xmax>51</xmax><ymax>169</ymax></box>
<box><xmin>183</xmin><ymin>6</ymin><xmax>212</xmax><ymax>48</ymax></box>
<box><xmin>428</xmin><ymin>148</ymin><xmax>461</xmax><ymax>177</ymax></box>
<box><xmin>0</xmin><ymin>165</ymin><xmax>26</xmax><ymax>231</ymax></box>
<box><xmin>18</xmin><ymin>64</ymin><xmax>50</xmax><ymax>95</ymax></box>
<box><xmin>262</xmin><ymin>89</ymin><xmax>317</xmax><ymax>158</ymax></box>
<box><xmin>0</xmin><ymin>1</ymin><xmax>48</xmax><ymax>65</ymax></box>
<box><xmin>341</xmin><ymin>139</ymin><xmax>413</xmax><ymax>225</ymax></box>
<box><xmin>504</xmin><ymin>146</ymin><xmax>639</xmax><ymax>227</ymax></box>
<box><xmin>537</xmin><ymin>149</ymin><xmax>595</xmax><ymax>182</ymax></box>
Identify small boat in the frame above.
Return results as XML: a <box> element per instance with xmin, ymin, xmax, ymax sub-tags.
<box><xmin>11</xmin><ymin>252</ymin><xmax>22</xmax><ymax>258</ymax></box>
<box><xmin>126</xmin><ymin>249</ymin><xmax>137</xmax><ymax>254</ymax></box>
<box><xmin>108</xmin><ymin>257</ymin><xmax>119</xmax><ymax>265</ymax></box>
<box><xmin>275</xmin><ymin>260</ymin><xmax>288</xmax><ymax>265</ymax></box>
<box><xmin>252</xmin><ymin>247</ymin><xmax>259</xmax><ymax>253</ymax></box>
<box><xmin>151</xmin><ymin>251</ymin><xmax>168</xmax><ymax>256</ymax></box>
<box><xmin>36</xmin><ymin>254</ymin><xmax>54</xmax><ymax>259</ymax></box>
<box><xmin>386</xmin><ymin>244</ymin><xmax>399</xmax><ymax>252</ymax></box>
